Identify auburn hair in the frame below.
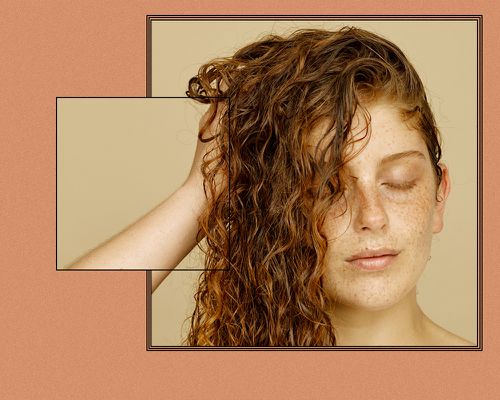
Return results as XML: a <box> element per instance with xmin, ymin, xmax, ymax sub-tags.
<box><xmin>184</xmin><ymin>26</ymin><xmax>442</xmax><ymax>346</ymax></box>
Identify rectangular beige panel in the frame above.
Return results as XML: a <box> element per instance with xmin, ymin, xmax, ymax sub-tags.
<box><xmin>57</xmin><ymin>98</ymin><xmax>206</xmax><ymax>271</ymax></box>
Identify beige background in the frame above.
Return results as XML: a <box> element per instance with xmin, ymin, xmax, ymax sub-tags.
<box><xmin>58</xmin><ymin>20</ymin><xmax>477</xmax><ymax>345</ymax></box>
<box><xmin>152</xmin><ymin>20</ymin><xmax>478</xmax><ymax>345</ymax></box>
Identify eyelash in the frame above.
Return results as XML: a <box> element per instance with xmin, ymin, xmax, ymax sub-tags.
<box><xmin>383</xmin><ymin>182</ymin><xmax>416</xmax><ymax>191</ymax></box>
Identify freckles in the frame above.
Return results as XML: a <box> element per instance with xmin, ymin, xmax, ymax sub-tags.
<box><xmin>394</xmin><ymin>189</ymin><xmax>433</xmax><ymax>235</ymax></box>
<box><xmin>333</xmin><ymin>273</ymin><xmax>407</xmax><ymax>309</ymax></box>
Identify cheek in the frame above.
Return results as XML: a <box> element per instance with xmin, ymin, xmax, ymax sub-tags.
<box><xmin>392</xmin><ymin>189</ymin><xmax>435</xmax><ymax>240</ymax></box>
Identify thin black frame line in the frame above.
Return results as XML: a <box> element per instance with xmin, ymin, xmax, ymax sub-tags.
<box><xmin>56</xmin><ymin>97</ymin><xmax>59</xmax><ymax>272</ymax></box>
<box><xmin>147</xmin><ymin>15</ymin><xmax>482</xmax><ymax>20</ymax></box>
<box><xmin>146</xmin><ymin>15</ymin><xmax>482</xmax><ymax>351</ymax></box>
<box><xmin>477</xmin><ymin>16</ymin><xmax>484</xmax><ymax>350</ymax></box>
<box><xmin>148</xmin><ymin>345</ymin><xmax>479</xmax><ymax>350</ymax></box>
<box><xmin>146</xmin><ymin>270</ymin><xmax>151</xmax><ymax>350</ymax></box>
<box><xmin>146</xmin><ymin>14</ymin><xmax>152</xmax><ymax>98</ymax></box>
<box><xmin>56</xmin><ymin>96</ymin><xmax>229</xmax><ymax>99</ymax></box>
<box><xmin>147</xmin><ymin>349</ymin><xmax>479</xmax><ymax>352</ymax></box>
<box><xmin>55</xmin><ymin>95</ymin><xmax>230</xmax><ymax>271</ymax></box>
<box><xmin>58</xmin><ymin>269</ymin><xmax>228</xmax><ymax>271</ymax></box>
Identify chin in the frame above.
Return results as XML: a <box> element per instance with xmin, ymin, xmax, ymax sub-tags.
<box><xmin>340</xmin><ymin>296</ymin><xmax>402</xmax><ymax>311</ymax></box>
<box><xmin>331</xmin><ymin>284</ymin><xmax>413</xmax><ymax>312</ymax></box>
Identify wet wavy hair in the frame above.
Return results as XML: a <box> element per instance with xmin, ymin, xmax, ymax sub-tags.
<box><xmin>184</xmin><ymin>26</ymin><xmax>443</xmax><ymax>346</ymax></box>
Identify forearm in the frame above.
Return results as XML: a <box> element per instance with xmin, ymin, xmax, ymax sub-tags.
<box><xmin>66</xmin><ymin>182</ymin><xmax>206</xmax><ymax>275</ymax></box>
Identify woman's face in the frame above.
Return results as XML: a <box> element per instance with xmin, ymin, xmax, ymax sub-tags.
<box><xmin>321</xmin><ymin>100</ymin><xmax>450</xmax><ymax>311</ymax></box>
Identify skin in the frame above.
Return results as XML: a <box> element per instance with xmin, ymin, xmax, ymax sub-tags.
<box><xmin>318</xmin><ymin>100</ymin><xmax>473</xmax><ymax>346</ymax></box>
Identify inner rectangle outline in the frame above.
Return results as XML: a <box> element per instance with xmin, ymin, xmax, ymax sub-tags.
<box><xmin>145</xmin><ymin>14</ymin><xmax>482</xmax><ymax>351</ymax></box>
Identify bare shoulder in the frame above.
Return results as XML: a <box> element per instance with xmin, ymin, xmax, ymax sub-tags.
<box><xmin>422</xmin><ymin>317</ymin><xmax>476</xmax><ymax>346</ymax></box>
<box><xmin>436</xmin><ymin>329</ymin><xmax>475</xmax><ymax>346</ymax></box>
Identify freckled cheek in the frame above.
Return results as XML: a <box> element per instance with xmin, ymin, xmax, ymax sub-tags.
<box><xmin>395</xmin><ymin>190</ymin><xmax>435</xmax><ymax>235</ymax></box>
<box><xmin>389</xmin><ymin>192</ymin><xmax>435</xmax><ymax>269</ymax></box>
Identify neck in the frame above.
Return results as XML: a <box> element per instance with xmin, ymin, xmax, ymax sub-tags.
<box><xmin>330</xmin><ymin>287</ymin><xmax>427</xmax><ymax>346</ymax></box>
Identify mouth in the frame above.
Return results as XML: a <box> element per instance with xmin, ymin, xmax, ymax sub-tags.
<box><xmin>345</xmin><ymin>248</ymin><xmax>400</xmax><ymax>271</ymax></box>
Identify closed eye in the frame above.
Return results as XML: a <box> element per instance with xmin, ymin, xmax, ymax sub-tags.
<box><xmin>383</xmin><ymin>182</ymin><xmax>416</xmax><ymax>190</ymax></box>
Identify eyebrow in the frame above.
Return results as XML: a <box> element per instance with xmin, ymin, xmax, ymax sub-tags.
<box><xmin>378</xmin><ymin>150</ymin><xmax>426</xmax><ymax>166</ymax></box>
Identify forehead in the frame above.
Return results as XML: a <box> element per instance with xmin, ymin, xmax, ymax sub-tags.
<box><xmin>347</xmin><ymin>101</ymin><xmax>429</xmax><ymax>168</ymax></box>
<box><xmin>308</xmin><ymin>100</ymin><xmax>430</xmax><ymax>167</ymax></box>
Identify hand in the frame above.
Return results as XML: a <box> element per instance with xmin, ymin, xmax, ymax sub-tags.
<box><xmin>184</xmin><ymin>101</ymin><xmax>228</xmax><ymax>201</ymax></box>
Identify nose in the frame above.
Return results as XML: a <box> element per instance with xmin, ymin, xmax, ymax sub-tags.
<box><xmin>350</xmin><ymin>183</ymin><xmax>388</xmax><ymax>233</ymax></box>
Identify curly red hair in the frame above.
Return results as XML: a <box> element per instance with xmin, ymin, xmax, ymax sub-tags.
<box><xmin>184</xmin><ymin>26</ymin><xmax>442</xmax><ymax>346</ymax></box>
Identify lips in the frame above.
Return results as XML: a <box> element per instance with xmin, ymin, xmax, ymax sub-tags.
<box><xmin>346</xmin><ymin>248</ymin><xmax>400</xmax><ymax>271</ymax></box>
<box><xmin>346</xmin><ymin>248</ymin><xmax>400</xmax><ymax>262</ymax></box>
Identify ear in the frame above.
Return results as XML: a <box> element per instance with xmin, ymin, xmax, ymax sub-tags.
<box><xmin>432</xmin><ymin>163</ymin><xmax>451</xmax><ymax>233</ymax></box>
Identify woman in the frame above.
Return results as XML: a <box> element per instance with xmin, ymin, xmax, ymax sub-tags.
<box><xmin>70</xmin><ymin>26</ymin><xmax>473</xmax><ymax>346</ymax></box>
